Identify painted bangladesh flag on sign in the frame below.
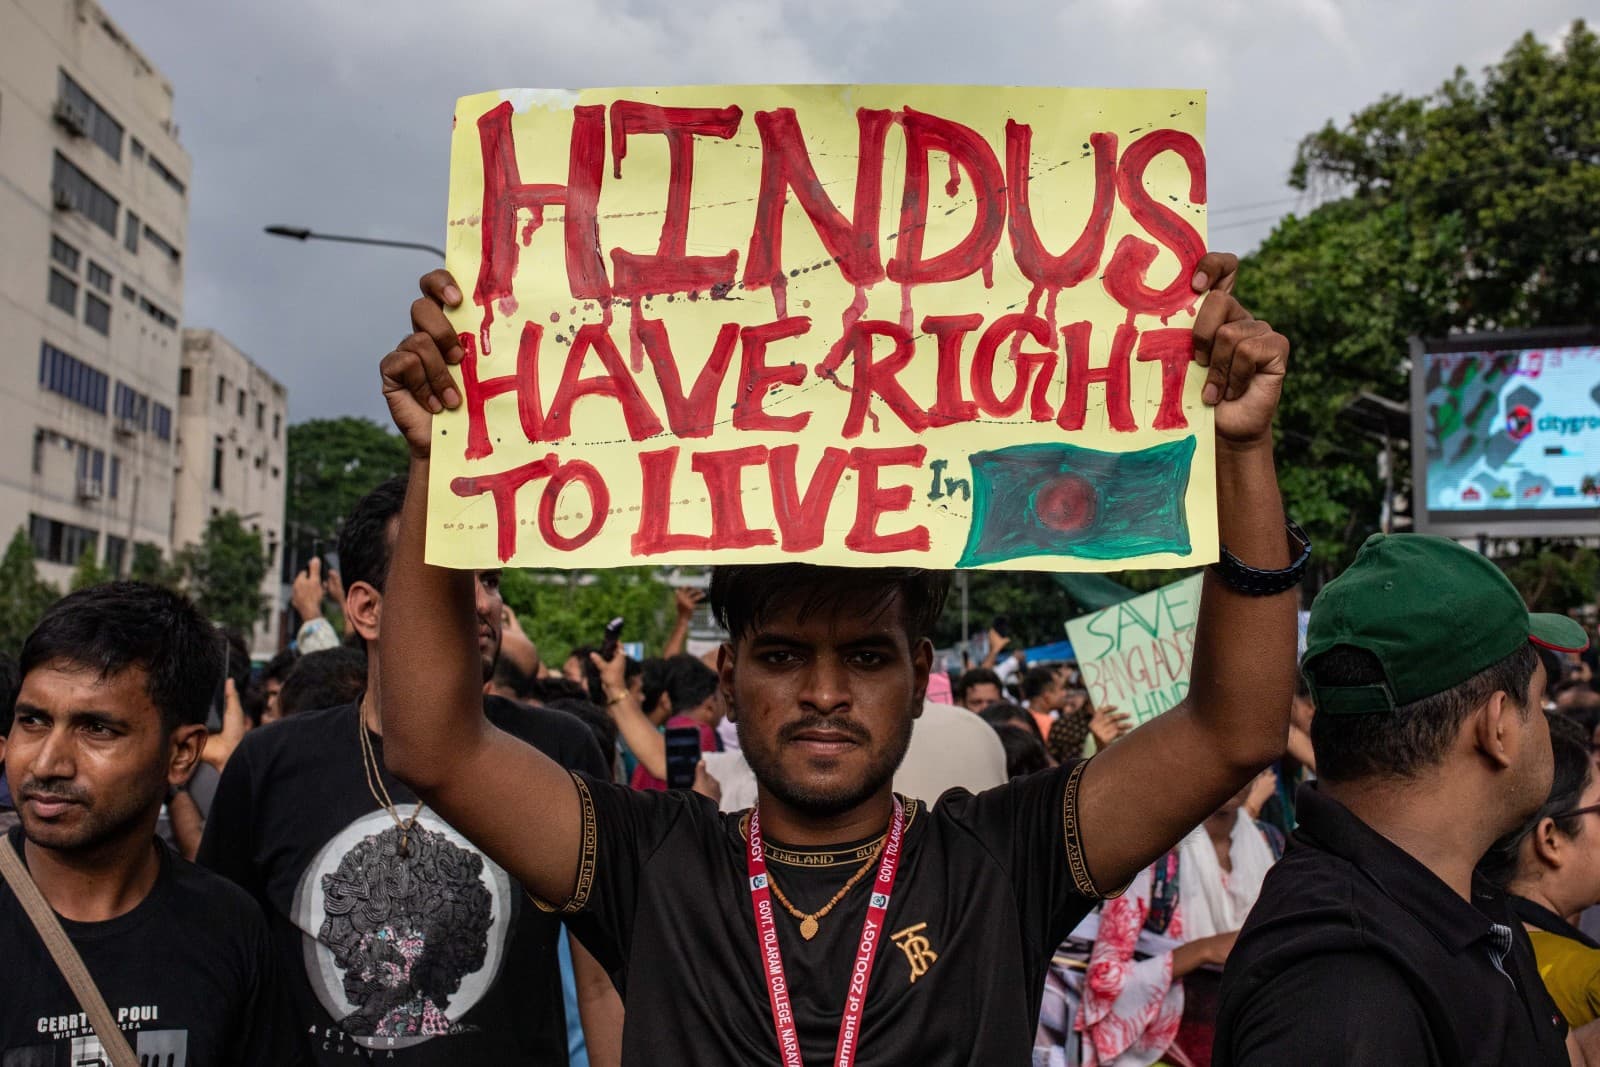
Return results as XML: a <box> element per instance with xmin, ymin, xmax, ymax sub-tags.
<box><xmin>958</xmin><ymin>438</ymin><xmax>1197</xmax><ymax>567</ymax></box>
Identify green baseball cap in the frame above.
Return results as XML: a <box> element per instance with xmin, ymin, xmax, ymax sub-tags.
<box><xmin>1303</xmin><ymin>533</ymin><xmax>1590</xmax><ymax>716</ymax></box>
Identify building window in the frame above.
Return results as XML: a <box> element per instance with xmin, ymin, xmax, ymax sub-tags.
<box><xmin>270</xmin><ymin>465</ymin><xmax>280</xmax><ymax>479</ymax></box>
<box><xmin>137</xmin><ymin>296</ymin><xmax>176</xmax><ymax>329</ymax></box>
<box><xmin>178</xmin><ymin>367</ymin><xmax>192</xmax><ymax>396</ymax></box>
<box><xmin>57</xmin><ymin>70</ymin><xmax>123</xmax><ymax>162</ymax></box>
<box><xmin>211</xmin><ymin>440</ymin><xmax>224</xmax><ymax>491</ymax></box>
<box><xmin>84</xmin><ymin>293</ymin><xmax>111</xmax><ymax>335</ymax></box>
<box><xmin>114</xmin><ymin>382</ymin><xmax>150</xmax><ymax>431</ymax></box>
<box><xmin>141</xmin><ymin>224</ymin><xmax>181</xmax><ymax>265</ymax></box>
<box><xmin>236</xmin><ymin>389</ymin><xmax>245</xmax><ymax>417</ymax></box>
<box><xmin>124</xmin><ymin>210</ymin><xmax>140</xmax><ymax>253</ymax></box>
<box><xmin>216</xmin><ymin>375</ymin><xmax>227</xmax><ymax>404</ymax></box>
<box><xmin>151</xmin><ymin>402</ymin><xmax>172</xmax><ymax>442</ymax></box>
<box><xmin>51</xmin><ymin>153</ymin><xmax>119</xmax><ymax>236</ymax></box>
<box><xmin>109</xmin><ymin>455</ymin><xmax>120</xmax><ymax>499</ymax></box>
<box><xmin>129</xmin><ymin>138</ymin><xmax>144</xmax><ymax>161</ymax></box>
<box><xmin>50</xmin><ymin>236</ymin><xmax>80</xmax><ymax>272</ymax></box>
<box><xmin>47</xmin><ymin>270</ymin><xmax>78</xmax><ymax>314</ymax></box>
<box><xmin>120</xmin><ymin>283</ymin><xmax>136</xmax><ymax>302</ymax></box>
<box><xmin>39</xmin><ymin>342</ymin><xmax>108</xmax><ymax>413</ymax></box>
<box><xmin>272</xmin><ymin>412</ymin><xmax>281</xmax><ymax>439</ymax></box>
<box><xmin>104</xmin><ymin>534</ymin><xmax>127</xmax><ymax>577</ymax></box>
<box><xmin>29</xmin><ymin>513</ymin><xmax>98</xmax><ymax>566</ymax></box>
<box><xmin>75</xmin><ymin>443</ymin><xmax>105</xmax><ymax>489</ymax></box>
<box><xmin>86</xmin><ymin>262</ymin><xmax>111</xmax><ymax>293</ymax></box>
<box><xmin>148</xmin><ymin>153</ymin><xmax>186</xmax><ymax>197</ymax></box>
<box><xmin>255</xmin><ymin>401</ymin><xmax>265</xmax><ymax>429</ymax></box>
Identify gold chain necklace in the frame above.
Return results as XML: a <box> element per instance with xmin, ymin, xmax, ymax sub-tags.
<box><xmin>358</xmin><ymin>709</ymin><xmax>426</xmax><ymax>859</ymax></box>
<box><xmin>765</xmin><ymin>837</ymin><xmax>885</xmax><ymax>941</ymax></box>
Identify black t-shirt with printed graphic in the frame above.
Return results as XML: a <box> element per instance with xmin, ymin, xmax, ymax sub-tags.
<box><xmin>554</xmin><ymin>760</ymin><xmax>1102</xmax><ymax>1066</ymax></box>
<box><xmin>0</xmin><ymin>827</ymin><xmax>298</xmax><ymax>1067</ymax></box>
<box><xmin>197</xmin><ymin>698</ymin><xmax>608</xmax><ymax>1066</ymax></box>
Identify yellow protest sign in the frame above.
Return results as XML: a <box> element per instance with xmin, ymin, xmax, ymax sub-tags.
<box><xmin>428</xmin><ymin>85</ymin><xmax>1214</xmax><ymax>571</ymax></box>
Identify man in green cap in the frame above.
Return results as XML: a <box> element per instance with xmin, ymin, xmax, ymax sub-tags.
<box><xmin>1214</xmin><ymin>532</ymin><xmax>1594</xmax><ymax>1065</ymax></box>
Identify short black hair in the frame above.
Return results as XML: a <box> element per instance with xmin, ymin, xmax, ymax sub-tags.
<box><xmin>1308</xmin><ymin>641</ymin><xmax>1540</xmax><ymax>783</ymax></box>
<box><xmin>708</xmin><ymin>564</ymin><xmax>950</xmax><ymax>646</ymax></box>
<box><xmin>262</xmin><ymin>648</ymin><xmax>300</xmax><ymax>685</ymax></box>
<box><xmin>993</xmin><ymin>722</ymin><xmax>1050</xmax><ymax>778</ymax></box>
<box><xmin>640</xmin><ymin>657</ymin><xmax>671</xmax><ymax>718</ymax></box>
<box><xmin>0</xmin><ymin>653</ymin><xmax>19</xmax><ymax>735</ymax></box>
<box><xmin>527</xmin><ymin>676</ymin><xmax>588</xmax><ymax>705</ymax></box>
<box><xmin>221</xmin><ymin>628</ymin><xmax>251</xmax><ymax>695</ymax></box>
<box><xmin>277</xmin><ymin>647</ymin><xmax>368</xmax><ymax>717</ymax></box>
<box><xmin>664</xmin><ymin>654</ymin><xmax>718</xmax><ymax>714</ymax></box>
<box><xmin>337</xmin><ymin>476</ymin><xmax>407</xmax><ymax>595</ymax></box>
<box><xmin>19</xmin><ymin>582</ymin><xmax>223</xmax><ymax>733</ymax></box>
<box><xmin>1479</xmin><ymin>713</ymin><xmax>1592</xmax><ymax>890</ymax></box>
<box><xmin>1021</xmin><ymin>665</ymin><xmax>1059</xmax><ymax>701</ymax></box>
<box><xmin>979</xmin><ymin>700</ymin><xmax>1045</xmax><ymax>743</ymax></box>
<box><xmin>956</xmin><ymin>667</ymin><xmax>1002</xmax><ymax>701</ymax></box>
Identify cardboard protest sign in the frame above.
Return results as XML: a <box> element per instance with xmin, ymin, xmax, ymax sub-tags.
<box><xmin>429</xmin><ymin>85</ymin><xmax>1214</xmax><ymax>571</ymax></box>
<box><xmin>1064</xmin><ymin>573</ymin><xmax>1202</xmax><ymax>726</ymax></box>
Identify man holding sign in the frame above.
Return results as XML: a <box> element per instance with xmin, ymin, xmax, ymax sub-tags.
<box><xmin>375</xmin><ymin>243</ymin><xmax>1298</xmax><ymax>1067</ymax></box>
<box><xmin>373</xmin><ymin>84</ymin><xmax>1302</xmax><ymax>1064</ymax></box>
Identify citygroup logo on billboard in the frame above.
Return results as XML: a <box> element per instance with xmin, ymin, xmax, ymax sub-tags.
<box><xmin>1506</xmin><ymin>405</ymin><xmax>1535</xmax><ymax>440</ymax></box>
<box><xmin>1538</xmin><ymin>414</ymin><xmax>1600</xmax><ymax>435</ymax></box>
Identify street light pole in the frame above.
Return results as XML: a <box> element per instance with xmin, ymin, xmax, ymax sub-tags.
<box><xmin>263</xmin><ymin>225</ymin><xmax>444</xmax><ymax>259</ymax></box>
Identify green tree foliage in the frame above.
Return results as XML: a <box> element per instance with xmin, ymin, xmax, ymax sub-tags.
<box><xmin>69</xmin><ymin>547</ymin><xmax>112</xmax><ymax>591</ymax></box>
<box><xmin>0</xmin><ymin>528</ymin><xmax>59</xmax><ymax>656</ymax></box>
<box><xmin>1501</xmin><ymin>544</ymin><xmax>1599</xmax><ymax>614</ymax></box>
<box><xmin>285</xmin><ymin>417</ymin><xmax>410</xmax><ymax>568</ymax></box>
<box><xmin>129</xmin><ymin>541</ymin><xmax>182</xmax><ymax>589</ymax></box>
<box><xmin>1243</xmin><ymin>21</ymin><xmax>1599</xmax><ymax>599</ymax></box>
<box><xmin>499</xmin><ymin>568</ymin><xmax>674</xmax><ymax>667</ymax></box>
<box><xmin>180</xmin><ymin>512</ymin><xmax>268</xmax><ymax>635</ymax></box>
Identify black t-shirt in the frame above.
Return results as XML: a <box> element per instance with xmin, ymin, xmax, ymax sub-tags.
<box><xmin>1215</xmin><ymin>783</ymin><xmax>1570</xmax><ymax>1066</ymax></box>
<box><xmin>198</xmin><ymin>698</ymin><xmax>609</xmax><ymax>1065</ymax></box>
<box><xmin>1</xmin><ymin>827</ymin><xmax>298</xmax><ymax>1066</ymax></box>
<box><xmin>551</xmin><ymin>759</ymin><xmax>1102</xmax><ymax>1066</ymax></box>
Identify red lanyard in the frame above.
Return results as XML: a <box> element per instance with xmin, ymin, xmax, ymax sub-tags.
<box><xmin>747</xmin><ymin>798</ymin><xmax>905</xmax><ymax>1067</ymax></box>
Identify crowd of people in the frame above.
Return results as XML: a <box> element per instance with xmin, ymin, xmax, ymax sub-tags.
<box><xmin>1</xmin><ymin>255</ymin><xmax>1598</xmax><ymax>1066</ymax></box>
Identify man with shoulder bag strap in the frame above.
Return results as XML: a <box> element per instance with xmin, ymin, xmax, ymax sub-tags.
<box><xmin>0</xmin><ymin>583</ymin><xmax>299</xmax><ymax>1066</ymax></box>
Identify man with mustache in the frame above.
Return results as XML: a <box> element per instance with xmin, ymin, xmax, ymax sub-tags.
<box><xmin>375</xmin><ymin>253</ymin><xmax>1300</xmax><ymax>1064</ymax></box>
<box><xmin>0</xmin><ymin>583</ymin><xmax>296</xmax><ymax>1065</ymax></box>
<box><xmin>199</xmin><ymin>477</ymin><xmax>621</xmax><ymax>1066</ymax></box>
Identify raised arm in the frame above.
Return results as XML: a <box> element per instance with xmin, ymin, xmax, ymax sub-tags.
<box><xmin>377</xmin><ymin>270</ymin><xmax>586</xmax><ymax>905</ymax></box>
<box><xmin>660</xmin><ymin>587</ymin><xmax>703</xmax><ymax>658</ymax></box>
<box><xmin>1078</xmin><ymin>252</ymin><xmax>1298</xmax><ymax>893</ymax></box>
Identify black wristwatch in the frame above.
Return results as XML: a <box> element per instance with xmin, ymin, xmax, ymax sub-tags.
<box><xmin>1209</xmin><ymin>520</ymin><xmax>1312</xmax><ymax>596</ymax></box>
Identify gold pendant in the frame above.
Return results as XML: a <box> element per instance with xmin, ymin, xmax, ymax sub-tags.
<box><xmin>799</xmin><ymin>916</ymin><xmax>819</xmax><ymax>940</ymax></box>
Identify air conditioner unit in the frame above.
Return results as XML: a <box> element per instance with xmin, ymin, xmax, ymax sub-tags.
<box><xmin>51</xmin><ymin>186</ymin><xmax>74</xmax><ymax>212</ymax></box>
<box><xmin>113</xmin><ymin>416</ymin><xmax>138</xmax><ymax>438</ymax></box>
<box><xmin>76</xmin><ymin>478</ymin><xmax>103</xmax><ymax>502</ymax></box>
<box><xmin>53</xmin><ymin>99</ymin><xmax>88</xmax><ymax>137</ymax></box>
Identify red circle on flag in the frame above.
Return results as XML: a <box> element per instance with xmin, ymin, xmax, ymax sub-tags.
<box><xmin>1035</xmin><ymin>475</ymin><xmax>1098</xmax><ymax>532</ymax></box>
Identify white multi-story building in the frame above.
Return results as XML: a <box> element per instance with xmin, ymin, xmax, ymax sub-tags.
<box><xmin>173</xmin><ymin>329</ymin><xmax>289</xmax><ymax>658</ymax></box>
<box><xmin>0</xmin><ymin>0</ymin><xmax>190</xmax><ymax>588</ymax></box>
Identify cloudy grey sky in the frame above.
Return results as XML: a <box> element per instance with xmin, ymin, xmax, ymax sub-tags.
<box><xmin>105</xmin><ymin>0</ymin><xmax>1580</xmax><ymax>426</ymax></box>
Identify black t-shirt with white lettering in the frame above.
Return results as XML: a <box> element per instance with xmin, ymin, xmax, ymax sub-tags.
<box><xmin>0</xmin><ymin>827</ymin><xmax>298</xmax><ymax>1067</ymax></box>
<box><xmin>554</xmin><ymin>760</ymin><xmax>1101</xmax><ymax>1066</ymax></box>
<box><xmin>198</xmin><ymin>698</ymin><xmax>609</xmax><ymax>1065</ymax></box>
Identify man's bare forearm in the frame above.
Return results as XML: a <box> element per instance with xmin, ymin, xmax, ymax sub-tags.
<box><xmin>377</xmin><ymin>460</ymin><xmax>485</xmax><ymax>788</ymax></box>
<box><xmin>1186</xmin><ymin>440</ymin><xmax>1297</xmax><ymax>769</ymax></box>
<box><xmin>377</xmin><ymin>459</ymin><xmax>588</xmax><ymax>903</ymax></box>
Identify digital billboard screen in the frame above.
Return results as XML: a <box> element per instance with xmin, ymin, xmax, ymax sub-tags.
<box><xmin>1411</xmin><ymin>330</ymin><xmax>1600</xmax><ymax>538</ymax></box>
